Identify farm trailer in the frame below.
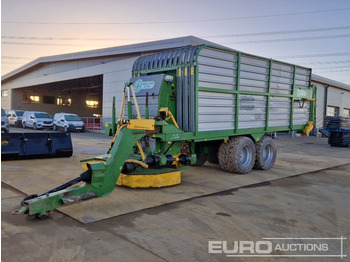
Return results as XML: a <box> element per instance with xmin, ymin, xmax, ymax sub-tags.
<box><xmin>109</xmin><ymin>44</ymin><xmax>316</xmax><ymax>174</ymax></box>
<box><xmin>17</xmin><ymin>45</ymin><xmax>315</xmax><ymax>218</ymax></box>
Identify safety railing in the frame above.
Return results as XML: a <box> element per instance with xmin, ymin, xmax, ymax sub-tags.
<box><xmin>81</xmin><ymin>117</ymin><xmax>102</xmax><ymax>130</ymax></box>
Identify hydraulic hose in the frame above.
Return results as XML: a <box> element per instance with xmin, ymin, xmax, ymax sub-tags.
<box><xmin>21</xmin><ymin>170</ymin><xmax>92</xmax><ymax>206</ymax></box>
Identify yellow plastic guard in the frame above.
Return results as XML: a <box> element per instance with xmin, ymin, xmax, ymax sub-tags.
<box><xmin>303</xmin><ymin>121</ymin><xmax>314</xmax><ymax>135</ymax></box>
<box><xmin>117</xmin><ymin>171</ymin><xmax>181</xmax><ymax>188</ymax></box>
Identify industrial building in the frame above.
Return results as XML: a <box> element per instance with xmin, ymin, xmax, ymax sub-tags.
<box><xmin>312</xmin><ymin>74</ymin><xmax>350</xmax><ymax>129</ymax></box>
<box><xmin>2</xmin><ymin>36</ymin><xmax>350</xmax><ymax>130</ymax></box>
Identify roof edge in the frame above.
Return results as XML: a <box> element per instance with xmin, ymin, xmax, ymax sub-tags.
<box><xmin>312</xmin><ymin>74</ymin><xmax>350</xmax><ymax>91</ymax></box>
<box><xmin>1</xmin><ymin>35</ymin><xmax>224</xmax><ymax>82</ymax></box>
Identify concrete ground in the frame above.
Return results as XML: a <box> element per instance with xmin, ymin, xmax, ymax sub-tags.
<box><xmin>2</xmin><ymin>130</ymin><xmax>349</xmax><ymax>261</ymax></box>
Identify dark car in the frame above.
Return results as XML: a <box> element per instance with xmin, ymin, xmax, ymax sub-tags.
<box><xmin>1</xmin><ymin>108</ymin><xmax>10</xmax><ymax>133</ymax></box>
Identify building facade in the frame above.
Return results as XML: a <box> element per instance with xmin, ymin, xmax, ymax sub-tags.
<box><xmin>2</xmin><ymin>36</ymin><xmax>350</xmax><ymax>130</ymax></box>
<box><xmin>1</xmin><ymin>36</ymin><xmax>221</xmax><ymax>124</ymax></box>
<box><xmin>312</xmin><ymin>75</ymin><xmax>350</xmax><ymax>129</ymax></box>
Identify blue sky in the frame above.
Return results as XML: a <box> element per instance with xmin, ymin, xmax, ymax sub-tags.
<box><xmin>2</xmin><ymin>0</ymin><xmax>350</xmax><ymax>84</ymax></box>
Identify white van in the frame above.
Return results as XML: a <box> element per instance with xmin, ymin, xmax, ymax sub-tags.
<box><xmin>7</xmin><ymin>110</ymin><xmax>25</xmax><ymax>127</ymax></box>
<box><xmin>22</xmin><ymin>111</ymin><xmax>54</xmax><ymax>130</ymax></box>
<box><xmin>53</xmin><ymin>113</ymin><xmax>85</xmax><ymax>132</ymax></box>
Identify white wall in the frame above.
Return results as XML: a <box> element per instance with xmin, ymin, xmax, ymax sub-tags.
<box><xmin>3</xmin><ymin>57</ymin><xmax>126</xmax><ymax>87</ymax></box>
<box><xmin>313</xmin><ymin>82</ymin><xmax>325</xmax><ymax>129</ymax></box>
<box><xmin>102</xmin><ymin>57</ymin><xmax>138</xmax><ymax>123</ymax></box>
<box><xmin>1</xmin><ymin>87</ymin><xmax>11</xmax><ymax>111</ymax></box>
<box><xmin>328</xmin><ymin>86</ymin><xmax>350</xmax><ymax>116</ymax></box>
<box><xmin>312</xmin><ymin>80</ymin><xmax>350</xmax><ymax>129</ymax></box>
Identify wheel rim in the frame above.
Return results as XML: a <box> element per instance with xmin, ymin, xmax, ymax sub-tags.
<box><xmin>263</xmin><ymin>144</ymin><xmax>273</xmax><ymax>163</ymax></box>
<box><xmin>240</xmin><ymin>145</ymin><xmax>251</xmax><ymax>167</ymax></box>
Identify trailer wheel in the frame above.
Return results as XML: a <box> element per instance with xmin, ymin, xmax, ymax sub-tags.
<box><xmin>254</xmin><ymin>136</ymin><xmax>277</xmax><ymax>170</ymax></box>
<box><xmin>218</xmin><ymin>136</ymin><xmax>256</xmax><ymax>174</ymax></box>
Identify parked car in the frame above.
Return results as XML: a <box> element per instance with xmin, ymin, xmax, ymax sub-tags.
<box><xmin>7</xmin><ymin>110</ymin><xmax>25</xmax><ymax>127</ymax></box>
<box><xmin>22</xmin><ymin>111</ymin><xmax>54</xmax><ymax>130</ymax></box>
<box><xmin>53</xmin><ymin>113</ymin><xmax>85</xmax><ymax>132</ymax></box>
<box><xmin>1</xmin><ymin>108</ymin><xmax>10</xmax><ymax>133</ymax></box>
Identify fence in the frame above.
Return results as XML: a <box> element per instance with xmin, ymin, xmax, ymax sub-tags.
<box><xmin>81</xmin><ymin>117</ymin><xmax>102</xmax><ymax>130</ymax></box>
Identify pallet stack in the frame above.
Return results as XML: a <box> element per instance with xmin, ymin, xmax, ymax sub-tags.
<box><xmin>328</xmin><ymin>131</ymin><xmax>350</xmax><ymax>147</ymax></box>
<box><xmin>325</xmin><ymin>117</ymin><xmax>350</xmax><ymax>130</ymax></box>
<box><xmin>326</xmin><ymin>117</ymin><xmax>350</xmax><ymax>147</ymax></box>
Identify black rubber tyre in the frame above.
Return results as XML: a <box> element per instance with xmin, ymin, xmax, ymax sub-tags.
<box><xmin>254</xmin><ymin>136</ymin><xmax>277</xmax><ymax>170</ymax></box>
<box><xmin>208</xmin><ymin>151</ymin><xmax>219</xmax><ymax>164</ymax></box>
<box><xmin>193</xmin><ymin>153</ymin><xmax>208</xmax><ymax>166</ymax></box>
<box><xmin>218</xmin><ymin>136</ymin><xmax>256</xmax><ymax>174</ymax></box>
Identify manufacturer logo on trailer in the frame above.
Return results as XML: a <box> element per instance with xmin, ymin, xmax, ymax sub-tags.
<box><xmin>134</xmin><ymin>79</ymin><xmax>155</xmax><ymax>93</ymax></box>
<box><xmin>297</xmin><ymin>88</ymin><xmax>308</xmax><ymax>97</ymax></box>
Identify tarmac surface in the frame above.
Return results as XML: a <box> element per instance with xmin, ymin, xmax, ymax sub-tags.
<box><xmin>1</xmin><ymin>129</ymin><xmax>350</xmax><ymax>261</ymax></box>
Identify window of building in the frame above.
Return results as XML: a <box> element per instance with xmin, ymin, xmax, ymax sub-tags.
<box><xmin>57</xmin><ymin>97</ymin><xmax>72</xmax><ymax>106</ymax></box>
<box><xmin>1</xmin><ymin>90</ymin><xmax>9</xmax><ymax>97</ymax></box>
<box><xmin>344</xmin><ymin>108</ymin><xmax>350</xmax><ymax>117</ymax></box>
<box><xmin>327</xmin><ymin>106</ymin><xmax>339</xmax><ymax>117</ymax></box>
<box><xmin>23</xmin><ymin>95</ymin><xmax>40</xmax><ymax>104</ymax></box>
<box><xmin>86</xmin><ymin>96</ymin><xmax>99</xmax><ymax>108</ymax></box>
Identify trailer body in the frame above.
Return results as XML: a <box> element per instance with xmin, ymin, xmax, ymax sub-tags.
<box><xmin>129</xmin><ymin>45</ymin><xmax>315</xmax><ymax>143</ymax></box>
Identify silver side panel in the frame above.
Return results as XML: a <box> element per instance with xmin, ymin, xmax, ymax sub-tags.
<box><xmin>197</xmin><ymin>47</ymin><xmax>237</xmax><ymax>90</ymax></box>
<box><xmin>269</xmin><ymin>96</ymin><xmax>291</xmax><ymax>127</ymax></box>
<box><xmin>295</xmin><ymin>67</ymin><xmax>311</xmax><ymax>87</ymax></box>
<box><xmin>315</xmin><ymin>84</ymin><xmax>325</xmax><ymax>128</ymax></box>
<box><xmin>198</xmin><ymin>91</ymin><xmax>235</xmax><ymax>132</ymax></box>
<box><xmin>196</xmin><ymin>47</ymin><xmax>312</xmax><ymax>132</ymax></box>
<box><xmin>240</xmin><ymin>55</ymin><xmax>269</xmax><ymax>93</ymax></box>
<box><xmin>271</xmin><ymin>62</ymin><xmax>293</xmax><ymax>95</ymax></box>
<box><xmin>238</xmin><ymin>95</ymin><xmax>267</xmax><ymax>129</ymax></box>
<box><xmin>293</xmin><ymin>101</ymin><xmax>310</xmax><ymax>126</ymax></box>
